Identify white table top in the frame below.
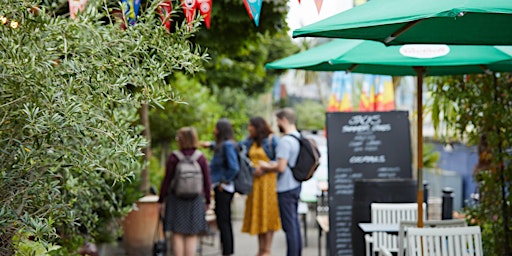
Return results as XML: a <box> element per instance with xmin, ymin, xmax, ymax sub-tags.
<box><xmin>358</xmin><ymin>223</ymin><xmax>400</xmax><ymax>233</ymax></box>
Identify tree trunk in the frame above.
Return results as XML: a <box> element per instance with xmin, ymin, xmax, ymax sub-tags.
<box><xmin>160</xmin><ymin>140</ymin><xmax>169</xmax><ymax>170</ymax></box>
<box><xmin>140</xmin><ymin>103</ymin><xmax>151</xmax><ymax>194</ymax></box>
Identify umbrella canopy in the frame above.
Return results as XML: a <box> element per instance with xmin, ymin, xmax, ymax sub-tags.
<box><xmin>292</xmin><ymin>0</ymin><xmax>512</xmax><ymax>45</ymax></box>
<box><xmin>266</xmin><ymin>39</ymin><xmax>512</xmax><ymax>235</ymax></box>
<box><xmin>266</xmin><ymin>39</ymin><xmax>512</xmax><ymax>75</ymax></box>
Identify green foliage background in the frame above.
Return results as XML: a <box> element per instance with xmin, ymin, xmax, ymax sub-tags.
<box><xmin>0</xmin><ymin>0</ymin><xmax>207</xmax><ymax>254</ymax></box>
<box><xmin>428</xmin><ymin>73</ymin><xmax>512</xmax><ymax>254</ymax></box>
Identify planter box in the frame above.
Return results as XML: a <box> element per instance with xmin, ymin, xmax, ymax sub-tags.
<box><xmin>122</xmin><ymin>195</ymin><xmax>162</xmax><ymax>256</ymax></box>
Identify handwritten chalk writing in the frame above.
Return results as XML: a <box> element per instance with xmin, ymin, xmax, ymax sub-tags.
<box><xmin>349</xmin><ymin>155</ymin><xmax>386</xmax><ymax>163</ymax></box>
<box><xmin>348</xmin><ymin>114</ymin><xmax>381</xmax><ymax>125</ymax></box>
<box><xmin>372</xmin><ymin>124</ymin><xmax>392</xmax><ymax>131</ymax></box>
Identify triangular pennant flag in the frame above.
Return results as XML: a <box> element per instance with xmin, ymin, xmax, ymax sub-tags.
<box><xmin>196</xmin><ymin>0</ymin><xmax>212</xmax><ymax>29</ymax></box>
<box><xmin>69</xmin><ymin>0</ymin><xmax>88</xmax><ymax>19</ymax></box>
<box><xmin>243</xmin><ymin>0</ymin><xmax>263</xmax><ymax>26</ymax></box>
<box><xmin>122</xmin><ymin>0</ymin><xmax>141</xmax><ymax>26</ymax></box>
<box><xmin>182</xmin><ymin>0</ymin><xmax>197</xmax><ymax>26</ymax></box>
<box><xmin>314</xmin><ymin>0</ymin><xmax>323</xmax><ymax>14</ymax></box>
<box><xmin>157</xmin><ymin>0</ymin><xmax>172</xmax><ymax>32</ymax></box>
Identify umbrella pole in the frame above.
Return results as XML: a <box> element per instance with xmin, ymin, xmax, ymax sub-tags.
<box><xmin>414</xmin><ymin>69</ymin><xmax>425</xmax><ymax>229</ymax></box>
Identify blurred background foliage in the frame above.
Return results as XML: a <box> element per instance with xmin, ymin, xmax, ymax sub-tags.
<box><xmin>427</xmin><ymin>73</ymin><xmax>512</xmax><ymax>255</ymax></box>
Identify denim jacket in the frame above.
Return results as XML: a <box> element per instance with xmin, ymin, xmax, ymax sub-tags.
<box><xmin>209</xmin><ymin>140</ymin><xmax>240</xmax><ymax>184</ymax></box>
<box><xmin>240</xmin><ymin>135</ymin><xmax>279</xmax><ymax>161</ymax></box>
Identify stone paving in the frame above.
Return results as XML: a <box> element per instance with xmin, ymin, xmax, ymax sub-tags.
<box><xmin>101</xmin><ymin>194</ymin><xmax>326</xmax><ymax>256</ymax></box>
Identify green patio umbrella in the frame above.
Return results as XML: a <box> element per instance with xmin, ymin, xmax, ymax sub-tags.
<box><xmin>292</xmin><ymin>0</ymin><xmax>512</xmax><ymax>46</ymax></box>
<box><xmin>266</xmin><ymin>39</ymin><xmax>512</xmax><ymax>75</ymax></box>
<box><xmin>266</xmin><ymin>39</ymin><xmax>512</xmax><ymax>238</ymax></box>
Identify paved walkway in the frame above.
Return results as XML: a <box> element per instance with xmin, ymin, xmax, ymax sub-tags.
<box><xmin>102</xmin><ymin>194</ymin><xmax>326</xmax><ymax>256</ymax></box>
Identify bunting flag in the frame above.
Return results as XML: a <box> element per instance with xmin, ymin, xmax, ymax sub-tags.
<box><xmin>182</xmin><ymin>0</ymin><xmax>197</xmax><ymax>26</ymax></box>
<box><xmin>122</xmin><ymin>0</ymin><xmax>141</xmax><ymax>26</ymax></box>
<box><xmin>243</xmin><ymin>0</ymin><xmax>263</xmax><ymax>26</ymax></box>
<box><xmin>359</xmin><ymin>75</ymin><xmax>395</xmax><ymax>111</ymax></box>
<box><xmin>197</xmin><ymin>0</ymin><xmax>212</xmax><ymax>29</ymax></box>
<box><xmin>339</xmin><ymin>74</ymin><xmax>353</xmax><ymax>112</ymax></box>
<box><xmin>157</xmin><ymin>1</ymin><xmax>172</xmax><ymax>31</ymax></box>
<box><xmin>69</xmin><ymin>0</ymin><xmax>87</xmax><ymax>19</ymax></box>
<box><xmin>359</xmin><ymin>75</ymin><xmax>374</xmax><ymax>111</ymax></box>
<box><xmin>327</xmin><ymin>72</ymin><xmax>343</xmax><ymax>112</ymax></box>
<box><xmin>328</xmin><ymin>71</ymin><xmax>353</xmax><ymax>112</ymax></box>
<box><xmin>375</xmin><ymin>76</ymin><xmax>395</xmax><ymax>111</ymax></box>
<box><xmin>314</xmin><ymin>0</ymin><xmax>323</xmax><ymax>14</ymax></box>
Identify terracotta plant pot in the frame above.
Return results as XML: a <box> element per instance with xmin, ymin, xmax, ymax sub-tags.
<box><xmin>122</xmin><ymin>195</ymin><xmax>162</xmax><ymax>256</ymax></box>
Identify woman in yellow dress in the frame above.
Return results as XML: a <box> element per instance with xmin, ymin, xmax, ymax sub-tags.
<box><xmin>241</xmin><ymin>116</ymin><xmax>281</xmax><ymax>256</ymax></box>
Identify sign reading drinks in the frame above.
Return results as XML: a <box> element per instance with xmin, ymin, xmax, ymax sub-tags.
<box><xmin>326</xmin><ymin>111</ymin><xmax>412</xmax><ymax>256</ymax></box>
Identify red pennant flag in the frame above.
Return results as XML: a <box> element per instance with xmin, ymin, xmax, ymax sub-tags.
<box><xmin>196</xmin><ymin>0</ymin><xmax>212</xmax><ymax>29</ymax></box>
<box><xmin>182</xmin><ymin>0</ymin><xmax>197</xmax><ymax>26</ymax></box>
<box><xmin>157</xmin><ymin>1</ymin><xmax>172</xmax><ymax>32</ymax></box>
<box><xmin>314</xmin><ymin>0</ymin><xmax>323</xmax><ymax>14</ymax></box>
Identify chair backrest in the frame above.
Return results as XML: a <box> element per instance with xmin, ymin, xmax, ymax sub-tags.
<box><xmin>370</xmin><ymin>203</ymin><xmax>425</xmax><ymax>253</ymax></box>
<box><xmin>371</xmin><ymin>203</ymin><xmax>423</xmax><ymax>224</ymax></box>
<box><xmin>398</xmin><ymin>219</ymin><xmax>467</xmax><ymax>256</ymax></box>
<box><xmin>406</xmin><ymin>226</ymin><xmax>483</xmax><ymax>256</ymax></box>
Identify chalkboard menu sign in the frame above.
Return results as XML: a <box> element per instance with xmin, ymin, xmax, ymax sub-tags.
<box><xmin>326</xmin><ymin>111</ymin><xmax>412</xmax><ymax>256</ymax></box>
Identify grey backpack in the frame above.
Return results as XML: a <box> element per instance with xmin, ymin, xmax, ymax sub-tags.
<box><xmin>171</xmin><ymin>150</ymin><xmax>203</xmax><ymax>199</ymax></box>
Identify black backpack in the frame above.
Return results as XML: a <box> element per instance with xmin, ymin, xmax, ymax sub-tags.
<box><xmin>234</xmin><ymin>144</ymin><xmax>255</xmax><ymax>194</ymax></box>
<box><xmin>287</xmin><ymin>134</ymin><xmax>321</xmax><ymax>182</ymax></box>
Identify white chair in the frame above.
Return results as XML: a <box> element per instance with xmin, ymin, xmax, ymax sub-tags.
<box><xmin>365</xmin><ymin>203</ymin><xmax>425</xmax><ymax>256</ymax></box>
<box><xmin>378</xmin><ymin>246</ymin><xmax>393</xmax><ymax>256</ymax></box>
<box><xmin>406</xmin><ymin>226</ymin><xmax>483</xmax><ymax>256</ymax></box>
<box><xmin>398</xmin><ymin>219</ymin><xmax>467</xmax><ymax>256</ymax></box>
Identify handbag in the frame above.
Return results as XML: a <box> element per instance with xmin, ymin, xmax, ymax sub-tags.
<box><xmin>152</xmin><ymin>214</ymin><xmax>167</xmax><ymax>256</ymax></box>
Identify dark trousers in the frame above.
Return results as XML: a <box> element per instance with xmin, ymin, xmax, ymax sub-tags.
<box><xmin>278</xmin><ymin>186</ymin><xmax>302</xmax><ymax>256</ymax></box>
<box><xmin>214</xmin><ymin>186</ymin><xmax>234</xmax><ymax>255</ymax></box>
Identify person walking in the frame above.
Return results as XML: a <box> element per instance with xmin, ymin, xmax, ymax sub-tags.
<box><xmin>158</xmin><ymin>127</ymin><xmax>211</xmax><ymax>256</ymax></box>
<box><xmin>240</xmin><ymin>116</ymin><xmax>281</xmax><ymax>256</ymax></box>
<box><xmin>258</xmin><ymin>108</ymin><xmax>302</xmax><ymax>256</ymax></box>
<box><xmin>207</xmin><ymin>118</ymin><xmax>239</xmax><ymax>256</ymax></box>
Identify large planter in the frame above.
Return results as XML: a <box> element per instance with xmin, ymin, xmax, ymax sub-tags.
<box><xmin>122</xmin><ymin>195</ymin><xmax>162</xmax><ymax>256</ymax></box>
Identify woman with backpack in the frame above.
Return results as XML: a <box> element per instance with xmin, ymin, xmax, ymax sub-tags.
<box><xmin>240</xmin><ymin>116</ymin><xmax>281</xmax><ymax>256</ymax></box>
<box><xmin>205</xmin><ymin>118</ymin><xmax>240</xmax><ymax>256</ymax></box>
<box><xmin>158</xmin><ymin>127</ymin><xmax>211</xmax><ymax>256</ymax></box>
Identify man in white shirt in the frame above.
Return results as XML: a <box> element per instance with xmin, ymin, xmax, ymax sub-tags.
<box><xmin>259</xmin><ymin>108</ymin><xmax>302</xmax><ymax>256</ymax></box>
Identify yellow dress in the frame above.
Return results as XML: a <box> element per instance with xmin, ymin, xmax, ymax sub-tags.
<box><xmin>241</xmin><ymin>143</ymin><xmax>281</xmax><ymax>235</ymax></box>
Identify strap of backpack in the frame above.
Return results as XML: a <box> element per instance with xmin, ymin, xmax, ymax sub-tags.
<box><xmin>266</xmin><ymin>134</ymin><xmax>275</xmax><ymax>160</ymax></box>
<box><xmin>173</xmin><ymin>150</ymin><xmax>201</xmax><ymax>161</ymax></box>
<box><xmin>173</xmin><ymin>150</ymin><xmax>185</xmax><ymax>160</ymax></box>
<box><xmin>285</xmin><ymin>134</ymin><xmax>301</xmax><ymax>169</ymax></box>
<box><xmin>189</xmin><ymin>150</ymin><xmax>202</xmax><ymax>162</ymax></box>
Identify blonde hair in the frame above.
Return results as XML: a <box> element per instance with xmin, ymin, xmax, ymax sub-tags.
<box><xmin>177</xmin><ymin>127</ymin><xmax>199</xmax><ymax>150</ymax></box>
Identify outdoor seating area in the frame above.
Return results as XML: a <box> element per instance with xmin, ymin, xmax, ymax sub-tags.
<box><xmin>363</xmin><ymin>203</ymin><xmax>425</xmax><ymax>256</ymax></box>
<box><xmin>4</xmin><ymin>0</ymin><xmax>512</xmax><ymax>255</ymax></box>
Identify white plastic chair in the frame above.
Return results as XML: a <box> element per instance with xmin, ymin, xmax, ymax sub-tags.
<box><xmin>398</xmin><ymin>219</ymin><xmax>467</xmax><ymax>256</ymax></box>
<box><xmin>365</xmin><ymin>203</ymin><xmax>425</xmax><ymax>256</ymax></box>
<box><xmin>406</xmin><ymin>226</ymin><xmax>483</xmax><ymax>256</ymax></box>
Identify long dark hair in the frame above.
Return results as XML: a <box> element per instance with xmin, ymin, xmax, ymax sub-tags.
<box><xmin>214</xmin><ymin>118</ymin><xmax>235</xmax><ymax>149</ymax></box>
<box><xmin>249</xmin><ymin>116</ymin><xmax>273</xmax><ymax>146</ymax></box>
